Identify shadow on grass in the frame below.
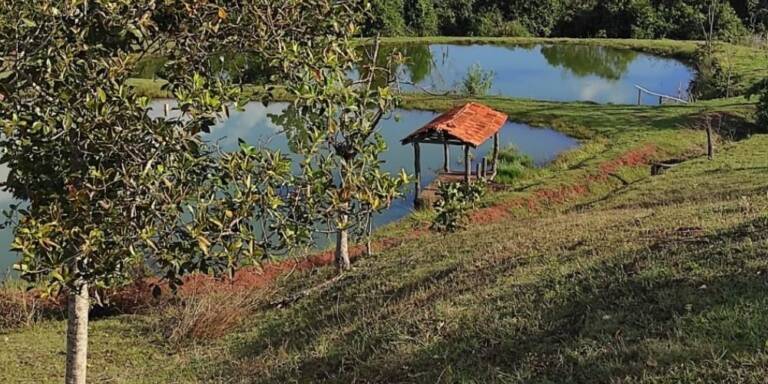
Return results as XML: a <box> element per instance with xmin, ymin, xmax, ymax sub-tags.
<box><xmin>217</xmin><ymin>215</ymin><xmax>768</xmax><ymax>383</ymax></box>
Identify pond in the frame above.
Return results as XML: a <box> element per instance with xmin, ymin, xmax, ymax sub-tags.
<box><xmin>379</xmin><ymin>43</ymin><xmax>695</xmax><ymax>104</ymax></box>
<box><xmin>0</xmin><ymin>102</ymin><xmax>579</xmax><ymax>275</ymax></box>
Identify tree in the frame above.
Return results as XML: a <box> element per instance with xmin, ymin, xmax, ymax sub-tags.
<box><xmin>404</xmin><ymin>0</ymin><xmax>439</xmax><ymax>36</ymax></box>
<box><xmin>0</xmin><ymin>1</ymin><xmax>338</xmax><ymax>382</ymax></box>
<box><xmin>266</xmin><ymin>9</ymin><xmax>410</xmax><ymax>270</ymax></box>
<box><xmin>366</xmin><ymin>0</ymin><xmax>407</xmax><ymax>36</ymax></box>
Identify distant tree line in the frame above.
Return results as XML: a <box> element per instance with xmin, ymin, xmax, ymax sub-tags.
<box><xmin>367</xmin><ymin>0</ymin><xmax>768</xmax><ymax>40</ymax></box>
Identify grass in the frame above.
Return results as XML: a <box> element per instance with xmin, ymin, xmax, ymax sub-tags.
<box><xmin>6</xmin><ymin>124</ymin><xmax>768</xmax><ymax>382</ymax></box>
<box><xmin>495</xmin><ymin>146</ymin><xmax>534</xmax><ymax>184</ymax></box>
<box><xmin>2</xmin><ymin>37</ymin><xmax>768</xmax><ymax>383</ymax></box>
<box><xmin>4</xmin><ymin>90</ymin><xmax>767</xmax><ymax>382</ymax></box>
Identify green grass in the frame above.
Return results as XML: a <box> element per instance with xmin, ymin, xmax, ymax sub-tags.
<box><xmin>7</xmin><ymin>131</ymin><xmax>768</xmax><ymax>383</ymax></box>
<box><xmin>3</xmin><ymin>36</ymin><xmax>768</xmax><ymax>383</ymax></box>
<box><xmin>495</xmin><ymin>146</ymin><xmax>534</xmax><ymax>184</ymax></box>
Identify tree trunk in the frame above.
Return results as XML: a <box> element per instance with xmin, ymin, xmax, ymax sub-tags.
<box><xmin>66</xmin><ymin>283</ymin><xmax>89</xmax><ymax>384</ymax></box>
<box><xmin>365</xmin><ymin>212</ymin><xmax>373</xmax><ymax>257</ymax></box>
<box><xmin>336</xmin><ymin>215</ymin><xmax>352</xmax><ymax>271</ymax></box>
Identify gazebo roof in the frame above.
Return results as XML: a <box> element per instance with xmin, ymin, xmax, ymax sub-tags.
<box><xmin>401</xmin><ymin>102</ymin><xmax>508</xmax><ymax>147</ymax></box>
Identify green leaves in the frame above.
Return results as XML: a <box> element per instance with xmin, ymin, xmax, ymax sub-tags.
<box><xmin>431</xmin><ymin>181</ymin><xmax>487</xmax><ymax>233</ymax></box>
<box><xmin>0</xmin><ymin>0</ymin><xmax>315</xmax><ymax>293</ymax></box>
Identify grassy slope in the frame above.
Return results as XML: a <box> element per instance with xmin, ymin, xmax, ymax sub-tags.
<box><xmin>3</xmin><ymin>37</ymin><xmax>766</xmax><ymax>383</ymax></box>
<box><xmin>3</xmin><ymin>91</ymin><xmax>767</xmax><ymax>382</ymax></box>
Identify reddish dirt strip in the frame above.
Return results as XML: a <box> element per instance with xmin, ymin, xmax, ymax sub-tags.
<box><xmin>10</xmin><ymin>144</ymin><xmax>659</xmax><ymax>312</ymax></box>
<box><xmin>469</xmin><ymin>144</ymin><xmax>657</xmax><ymax>225</ymax></box>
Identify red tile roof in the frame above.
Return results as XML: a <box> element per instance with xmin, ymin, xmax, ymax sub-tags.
<box><xmin>402</xmin><ymin>103</ymin><xmax>508</xmax><ymax>147</ymax></box>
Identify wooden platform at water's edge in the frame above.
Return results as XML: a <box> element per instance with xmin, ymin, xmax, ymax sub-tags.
<box><xmin>418</xmin><ymin>170</ymin><xmax>493</xmax><ymax>207</ymax></box>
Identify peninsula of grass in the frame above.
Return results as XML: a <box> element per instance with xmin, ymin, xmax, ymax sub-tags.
<box><xmin>127</xmin><ymin>37</ymin><xmax>768</xmax><ymax>103</ymax></box>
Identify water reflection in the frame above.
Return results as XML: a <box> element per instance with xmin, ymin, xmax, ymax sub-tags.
<box><xmin>540</xmin><ymin>45</ymin><xmax>637</xmax><ymax>80</ymax></box>
<box><xmin>361</xmin><ymin>43</ymin><xmax>694</xmax><ymax>104</ymax></box>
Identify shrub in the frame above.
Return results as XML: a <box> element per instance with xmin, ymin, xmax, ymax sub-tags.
<box><xmin>366</xmin><ymin>0</ymin><xmax>407</xmax><ymax>36</ymax></box>
<box><xmin>404</xmin><ymin>0</ymin><xmax>439</xmax><ymax>36</ymax></box>
<box><xmin>0</xmin><ymin>284</ymin><xmax>62</xmax><ymax>331</ymax></box>
<box><xmin>431</xmin><ymin>181</ymin><xmax>487</xmax><ymax>233</ymax></box>
<box><xmin>692</xmin><ymin>46</ymin><xmax>742</xmax><ymax>99</ymax></box>
<box><xmin>748</xmin><ymin>78</ymin><xmax>768</xmax><ymax>129</ymax></box>
<box><xmin>474</xmin><ymin>8</ymin><xmax>531</xmax><ymax>37</ymax></box>
<box><xmin>460</xmin><ymin>64</ymin><xmax>495</xmax><ymax>97</ymax></box>
<box><xmin>159</xmin><ymin>289</ymin><xmax>263</xmax><ymax>345</ymax></box>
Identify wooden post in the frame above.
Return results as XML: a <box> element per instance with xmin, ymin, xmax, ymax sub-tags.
<box><xmin>413</xmin><ymin>143</ymin><xmax>421</xmax><ymax>205</ymax></box>
<box><xmin>637</xmin><ymin>89</ymin><xmax>642</xmax><ymax>105</ymax></box>
<box><xmin>481</xmin><ymin>157</ymin><xmax>488</xmax><ymax>179</ymax></box>
<box><xmin>464</xmin><ymin>145</ymin><xmax>470</xmax><ymax>184</ymax></box>
<box><xmin>706</xmin><ymin>118</ymin><xmax>714</xmax><ymax>160</ymax></box>
<box><xmin>443</xmin><ymin>142</ymin><xmax>450</xmax><ymax>172</ymax></box>
<box><xmin>658</xmin><ymin>96</ymin><xmax>663</xmax><ymax>105</ymax></box>
<box><xmin>492</xmin><ymin>132</ymin><xmax>500</xmax><ymax>178</ymax></box>
<box><xmin>475</xmin><ymin>163</ymin><xmax>481</xmax><ymax>181</ymax></box>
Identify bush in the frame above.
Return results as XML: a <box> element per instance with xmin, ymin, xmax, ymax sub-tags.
<box><xmin>366</xmin><ymin>0</ymin><xmax>407</xmax><ymax>36</ymax></box>
<box><xmin>431</xmin><ymin>181</ymin><xmax>487</xmax><ymax>233</ymax></box>
<box><xmin>0</xmin><ymin>284</ymin><xmax>62</xmax><ymax>331</ymax></box>
<box><xmin>460</xmin><ymin>64</ymin><xmax>495</xmax><ymax>97</ymax></box>
<box><xmin>691</xmin><ymin>46</ymin><xmax>742</xmax><ymax>99</ymax></box>
<box><xmin>748</xmin><ymin>78</ymin><xmax>768</xmax><ymax>129</ymax></box>
<box><xmin>474</xmin><ymin>8</ymin><xmax>531</xmax><ymax>37</ymax></box>
<box><xmin>158</xmin><ymin>289</ymin><xmax>262</xmax><ymax>345</ymax></box>
<box><xmin>404</xmin><ymin>0</ymin><xmax>439</xmax><ymax>36</ymax></box>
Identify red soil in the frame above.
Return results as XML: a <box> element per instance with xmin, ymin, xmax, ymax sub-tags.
<box><xmin>469</xmin><ymin>144</ymin><xmax>658</xmax><ymax>225</ymax></box>
<box><xmin>12</xmin><ymin>145</ymin><xmax>659</xmax><ymax>313</ymax></box>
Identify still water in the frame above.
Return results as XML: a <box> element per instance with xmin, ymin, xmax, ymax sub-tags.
<box><xmin>383</xmin><ymin>43</ymin><xmax>695</xmax><ymax>104</ymax></box>
<box><xmin>0</xmin><ymin>102</ymin><xmax>578</xmax><ymax>274</ymax></box>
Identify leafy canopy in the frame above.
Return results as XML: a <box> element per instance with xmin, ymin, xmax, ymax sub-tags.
<box><xmin>0</xmin><ymin>0</ymin><xmax>362</xmax><ymax>293</ymax></box>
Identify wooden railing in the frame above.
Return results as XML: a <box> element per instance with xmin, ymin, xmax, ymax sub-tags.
<box><xmin>634</xmin><ymin>84</ymin><xmax>689</xmax><ymax>105</ymax></box>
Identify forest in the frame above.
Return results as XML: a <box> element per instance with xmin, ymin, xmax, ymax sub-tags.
<box><xmin>368</xmin><ymin>0</ymin><xmax>768</xmax><ymax>40</ymax></box>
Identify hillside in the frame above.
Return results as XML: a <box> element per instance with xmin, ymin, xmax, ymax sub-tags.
<box><xmin>3</xmin><ymin>88</ymin><xmax>768</xmax><ymax>382</ymax></box>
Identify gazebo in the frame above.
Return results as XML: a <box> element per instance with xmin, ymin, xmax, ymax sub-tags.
<box><xmin>401</xmin><ymin>102</ymin><xmax>509</xmax><ymax>205</ymax></box>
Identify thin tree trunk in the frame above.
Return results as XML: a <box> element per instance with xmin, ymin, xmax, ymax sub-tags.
<box><xmin>336</xmin><ymin>220</ymin><xmax>350</xmax><ymax>270</ymax></box>
<box><xmin>365</xmin><ymin>212</ymin><xmax>373</xmax><ymax>257</ymax></box>
<box><xmin>66</xmin><ymin>283</ymin><xmax>89</xmax><ymax>384</ymax></box>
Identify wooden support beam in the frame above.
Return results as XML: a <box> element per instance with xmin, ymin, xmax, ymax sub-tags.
<box><xmin>408</xmin><ymin>139</ymin><xmax>466</xmax><ymax>146</ymax></box>
<box><xmin>443</xmin><ymin>143</ymin><xmax>450</xmax><ymax>172</ymax></box>
<box><xmin>492</xmin><ymin>132</ymin><xmax>500</xmax><ymax>178</ymax></box>
<box><xmin>637</xmin><ymin>88</ymin><xmax>642</xmax><ymax>105</ymax></box>
<box><xmin>413</xmin><ymin>143</ymin><xmax>421</xmax><ymax>206</ymax></box>
<box><xmin>464</xmin><ymin>145</ymin><xmax>470</xmax><ymax>184</ymax></box>
<box><xmin>481</xmin><ymin>157</ymin><xmax>488</xmax><ymax>179</ymax></box>
<box><xmin>475</xmin><ymin>163</ymin><xmax>481</xmax><ymax>182</ymax></box>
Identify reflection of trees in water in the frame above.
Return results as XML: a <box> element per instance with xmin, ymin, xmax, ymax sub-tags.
<box><xmin>540</xmin><ymin>45</ymin><xmax>637</xmax><ymax>81</ymax></box>
<box><xmin>401</xmin><ymin>44</ymin><xmax>433</xmax><ymax>84</ymax></box>
<box><xmin>357</xmin><ymin>43</ymin><xmax>641</xmax><ymax>89</ymax></box>
<box><xmin>355</xmin><ymin>44</ymin><xmax>435</xmax><ymax>88</ymax></box>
